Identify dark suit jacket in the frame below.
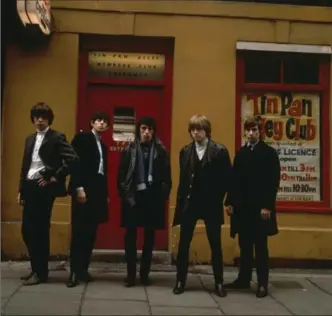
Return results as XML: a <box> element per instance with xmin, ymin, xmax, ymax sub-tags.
<box><xmin>225</xmin><ymin>140</ymin><xmax>281</xmax><ymax>237</ymax></box>
<box><xmin>173</xmin><ymin>140</ymin><xmax>232</xmax><ymax>227</ymax></box>
<box><xmin>68</xmin><ymin>131</ymin><xmax>109</xmax><ymax>223</ymax></box>
<box><xmin>19</xmin><ymin>128</ymin><xmax>78</xmax><ymax>198</ymax></box>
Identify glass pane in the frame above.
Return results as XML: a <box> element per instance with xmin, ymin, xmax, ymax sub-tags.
<box><xmin>244</xmin><ymin>52</ymin><xmax>281</xmax><ymax>83</ymax></box>
<box><xmin>113</xmin><ymin>107</ymin><xmax>135</xmax><ymax>142</ymax></box>
<box><xmin>283</xmin><ymin>54</ymin><xmax>319</xmax><ymax>85</ymax></box>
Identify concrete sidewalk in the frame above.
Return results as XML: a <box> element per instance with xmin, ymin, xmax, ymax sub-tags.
<box><xmin>1</xmin><ymin>262</ymin><xmax>332</xmax><ymax>315</ymax></box>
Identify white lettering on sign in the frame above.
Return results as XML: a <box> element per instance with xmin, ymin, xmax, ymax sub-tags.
<box><xmin>17</xmin><ymin>0</ymin><xmax>51</xmax><ymax>35</ymax></box>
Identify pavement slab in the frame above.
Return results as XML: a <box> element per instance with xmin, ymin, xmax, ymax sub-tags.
<box><xmin>307</xmin><ymin>276</ymin><xmax>332</xmax><ymax>295</ymax></box>
<box><xmin>81</xmin><ymin>299</ymin><xmax>150</xmax><ymax>315</ymax></box>
<box><xmin>3</xmin><ymin>292</ymin><xmax>82</xmax><ymax>315</ymax></box>
<box><xmin>269</xmin><ymin>276</ymin><xmax>332</xmax><ymax>315</ymax></box>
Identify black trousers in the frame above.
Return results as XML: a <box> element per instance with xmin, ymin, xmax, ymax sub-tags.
<box><xmin>125</xmin><ymin>227</ymin><xmax>155</xmax><ymax>280</ymax></box>
<box><xmin>21</xmin><ymin>180</ymin><xmax>55</xmax><ymax>279</ymax></box>
<box><xmin>176</xmin><ymin>215</ymin><xmax>224</xmax><ymax>284</ymax></box>
<box><xmin>238</xmin><ymin>230</ymin><xmax>269</xmax><ymax>287</ymax></box>
<box><xmin>69</xmin><ymin>198</ymin><xmax>99</xmax><ymax>276</ymax></box>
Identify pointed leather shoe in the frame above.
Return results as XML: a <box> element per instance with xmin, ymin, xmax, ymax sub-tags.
<box><xmin>66</xmin><ymin>273</ymin><xmax>80</xmax><ymax>288</ymax></box>
<box><xmin>215</xmin><ymin>283</ymin><xmax>227</xmax><ymax>297</ymax></box>
<box><xmin>256</xmin><ymin>285</ymin><xmax>268</xmax><ymax>298</ymax></box>
<box><xmin>173</xmin><ymin>281</ymin><xmax>185</xmax><ymax>295</ymax></box>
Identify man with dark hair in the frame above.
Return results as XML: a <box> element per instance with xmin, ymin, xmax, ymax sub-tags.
<box><xmin>117</xmin><ymin>116</ymin><xmax>172</xmax><ymax>287</ymax></box>
<box><xmin>66</xmin><ymin>111</ymin><xmax>110</xmax><ymax>288</ymax></box>
<box><xmin>224</xmin><ymin>116</ymin><xmax>281</xmax><ymax>298</ymax></box>
<box><xmin>18</xmin><ymin>102</ymin><xmax>78</xmax><ymax>286</ymax></box>
<box><xmin>172</xmin><ymin>114</ymin><xmax>232</xmax><ymax>297</ymax></box>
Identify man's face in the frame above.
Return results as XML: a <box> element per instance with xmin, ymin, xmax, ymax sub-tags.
<box><xmin>33</xmin><ymin>116</ymin><xmax>49</xmax><ymax>131</ymax></box>
<box><xmin>245</xmin><ymin>125</ymin><xmax>260</xmax><ymax>143</ymax></box>
<box><xmin>140</xmin><ymin>124</ymin><xmax>154</xmax><ymax>143</ymax></box>
<box><xmin>190</xmin><ymin>128</ymin><xmax>206</xmax><ymax>143</ymax></box>
<box><xmin>91</xmin><ymin>119</ymin><xmax>109</xmax><ymax>133</ymax></box>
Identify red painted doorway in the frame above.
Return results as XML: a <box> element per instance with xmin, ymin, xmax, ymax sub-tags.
<box><xmin>77</xmin><ymin>35</ymin><xmax>174</xmax><ymax>251</ymax></box>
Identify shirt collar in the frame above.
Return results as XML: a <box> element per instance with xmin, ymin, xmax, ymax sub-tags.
<box><xmin>247</xmin><ymin>139</ymin><xmax>259</xmax><ymax>148</ymax></box>
<box><xmin>92</xmin><ymin>128</ymin><xmax>100</xmax><ymax>140</ymax></box>
<box><xmin>195</xmin><ymin>138</ymin><xmax>208</xmax><ymax>149</ymax></box>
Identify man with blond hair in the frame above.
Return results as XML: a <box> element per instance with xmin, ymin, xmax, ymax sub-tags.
<box><xmin>172</xmin><ymin>114</ymin><xmax>232</xmax><ymax>297</ymax></box>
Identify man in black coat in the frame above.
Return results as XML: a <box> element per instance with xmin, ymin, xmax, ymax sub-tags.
<box><xmin>172</xmin><ymin>114</ymin><xmax>232</xmax><ymax>297</ymax></box>
<box><xmin>117</xmin><ymin>116</ymin><xmax>172</xmax><ymax>287</ymax></box>
<box><xmin>18</xmin><ymin>102</ymin><xmax>78</xmax><ymax>286</ymax></box>
<box><xmin>66</xmin><ymin>111</ymin><xmax>110</xmax><ymax>288</ymax></box>
<box><xmin>224</xmin><ymin>116</ymin><xmax>281</xmax><ymax>298</ymax></box>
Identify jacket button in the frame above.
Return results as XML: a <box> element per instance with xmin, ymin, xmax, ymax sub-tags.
<box><xmin>189</xmin><ymin>185</ymin><xmax>192</xmax><ymax>188</ymax></box>
<box><xmin>187</xmin><ymin>195</ymin><xmax>191</xmax><ymax>199</ymax></box>
<box><xmin>191</xmin><ymin>173</ymin><xmax>194</xmax><ymax>178</ymax></box>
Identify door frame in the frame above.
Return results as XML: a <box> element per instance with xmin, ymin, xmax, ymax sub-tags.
<box><xmin>76</xmin><ymin>35</ymin><xmax>174</xmax><ymax>250</ymax></box>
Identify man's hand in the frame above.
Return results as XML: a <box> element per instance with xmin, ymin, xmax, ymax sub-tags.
<box><xmin>225</xmin><ymin>205</ymin><xmax>233</xmax><ymax>216</ymax></box>
<box><xmin>261</xmin><ymin>208</ymin><xmax>271</xmax><ymax>220</ymax></box>
<box><xmin>38</xmin><ymin>176</ymin><xmax>57</xmax><ymax>187</ymax></box>
<box><xmin>17</xmin><ymin>193</ymin><xmax>24</xmax><ymax>205</ymax></box>
<box><xmin>77</xmin><ymin>189</ymin><xmax>87</xmax><ymax>204</ymax></box>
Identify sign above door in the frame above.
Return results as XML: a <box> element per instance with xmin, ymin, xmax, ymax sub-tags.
<box><xmin>88</xmin><ymin>52</ymin><xmax>166</xmax><ymax>80</ymax></box>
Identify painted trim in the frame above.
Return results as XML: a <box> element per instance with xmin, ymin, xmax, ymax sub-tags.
<box><xmin>236</xmin><ymin>41</ymin><xmax>332</xmax><ymax>55</ymax></box>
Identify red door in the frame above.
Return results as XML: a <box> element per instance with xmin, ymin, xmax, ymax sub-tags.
<box><xmin>85</xmin><ymin>84</ymin><xmax>168</xmax><ymax>250</ymax></box>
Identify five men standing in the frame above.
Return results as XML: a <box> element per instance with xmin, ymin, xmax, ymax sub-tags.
<box><xmin>18</xmin><ymin>105</ymin><xmax>280</xmax><ymax>298</ymax></box>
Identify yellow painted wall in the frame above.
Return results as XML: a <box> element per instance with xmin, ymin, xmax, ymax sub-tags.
<box><xmin>2</xmin><ymin>1</ymin><xmax>332</xmax><ymax>263</ymax></box>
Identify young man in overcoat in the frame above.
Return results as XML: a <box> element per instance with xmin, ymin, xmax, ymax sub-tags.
<box><xmin>225</xmin><ymin>116</ymin><xmax>281</xmax><ymax>298</ymax></box>
<box><xmin>67</xmin><ymin>111</ymin><xmax>110</xmax><ymax>287</ymax></box>
<box><xmin>117</xmin><ymin>116</ymin><xmax>172</xmax><ymax>287</ymax></box>
<box><xmin>173</xmin><ymin>114</ymin><xmax>232</xmax><ymax>297</ymax></box>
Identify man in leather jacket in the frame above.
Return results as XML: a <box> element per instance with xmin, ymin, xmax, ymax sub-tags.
<box><xmin>117</xmin><ymin>116</ymin><xmax>172</xmax><ymax>287</ymax></box>
<box><xmin>172</xmin><ymin>114</ymin><xmax>232</xmax><ymax>297</ymax></box>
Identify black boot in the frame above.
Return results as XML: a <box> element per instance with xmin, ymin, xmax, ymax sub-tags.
<box><xmin>173</xmin><ymin>280</ymin><xmax>185</xmax><ymax>295</ymax></box>
<box><xmin>140</xmin><ymin>274</ymin><xmax>152</xmax><ymax>286</ymax></box>
<box><xmin>256</xmin><ymin>285</ymin><xmax>268</xmax><ymax>298</ymax></box>
<box><xmin>66</xmin><ymin>272</ymin><xmax>80</xmax><ymax>288</ymax></box>
<box><xmin>215</xmin><ymin>283</ymin><xmax>227</xmax><ymax>297</ymax></box>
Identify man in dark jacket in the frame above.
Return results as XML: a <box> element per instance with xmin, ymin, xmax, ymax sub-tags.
<box><xmin>172</xmin><ymin>114</ymin><xmax>232</xmax><ymax>297</ymax></box>
<box><xmin>66</xmin><ymin>111</ymin><xmax>110</xmax><ymax>288</ymax></box>
<box><xmin>18</xmin><ymin>102</ymin><xmax>78</xmax><ymax>286</ymax></box>
<box><xmin>225</xmin><ymin>116</ymin><xmax>281</xmax><ymax>298</ymax></box>
<box><xmin>117</xmin><ymin>116</ymin><xmax>172</xmax><ymax>287</ymax></box>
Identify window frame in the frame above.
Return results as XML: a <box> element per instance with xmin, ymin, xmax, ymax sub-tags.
<box><xmin>235</xmin><ymin>51</ymin><xmax>331</xmax><ymax>213</ymax></box>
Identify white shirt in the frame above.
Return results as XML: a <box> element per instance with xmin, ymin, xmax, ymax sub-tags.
<box><xmin>195</xmin><ymin>138</ymin><xmax>208</xmax><ymax>160</ymax></box>
<box><xmin>27</xmin><ymin>127</ymin><xmax>49</xmax><ymax>180</ymax></box>
<box><xmin>92</xmin><ymin>129</ymin><xmax>104</xmax><ymax>175</ymax></box>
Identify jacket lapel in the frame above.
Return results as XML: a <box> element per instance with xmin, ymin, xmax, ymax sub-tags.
<box><xmin>26</xmin><ymin>133</ymin><xmax>37</xmax><ymax>164</ymax></box>
<box><xmin>202</xmin><ymin>140</ymin><xmax>214</xmax><ymax>168</ymax></box>
<box><xmin>39</xmin><ymin>128</ymin><xmax>53</xmax><ymax>151</ymax></box>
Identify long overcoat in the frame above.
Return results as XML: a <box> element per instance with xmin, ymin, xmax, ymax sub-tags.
<box><xmin>225</xmin><ymin>140</ymin><xmax>281</xmax><ymax>238</ymax></box>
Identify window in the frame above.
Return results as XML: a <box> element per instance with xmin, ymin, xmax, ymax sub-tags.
<box><xmin>113</xmin><ymin>107</ymin><xmax>135</xmax><ymax>142</ymax></box>
<box><xmin>236</xmin><ymin>50</ymin><xmax>330</xmax><ymax>212</ymax></box>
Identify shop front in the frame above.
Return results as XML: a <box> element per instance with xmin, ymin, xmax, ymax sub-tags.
<box><xmin>2</xmin><ymin>1</ymin><xmax>332</xmax><ymax>265</ymax></box>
